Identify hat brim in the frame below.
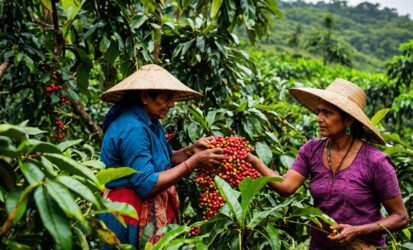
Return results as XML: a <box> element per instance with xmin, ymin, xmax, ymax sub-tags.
<box><xmin>289</xmin><ymin>87</ymin><xmax>385</xmax><ymax>145</ymax></box>
<box><xmin>100</xmin><ymin>64</ymin><xmax>202</xmax><ymax>103</ymax></box>
<box><xmin>100</xmin><ymin>88</ymin><xmax>202</xmax><ymax>103</ymax></box>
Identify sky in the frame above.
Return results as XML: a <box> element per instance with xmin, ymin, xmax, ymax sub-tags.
<box><xmin>302</xmin><ymin>0</ymin><xmax>413</xmax><ymax>18</ymax></box>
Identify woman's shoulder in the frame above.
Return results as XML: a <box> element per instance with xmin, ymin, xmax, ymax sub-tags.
<box><xmin>362</xmin><ymin>143</ymin><xmax>388</xmax><ymax>160</ymax></box>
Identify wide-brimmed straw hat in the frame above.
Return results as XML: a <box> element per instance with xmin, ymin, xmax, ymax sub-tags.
<box><xmin>289</xmin><ymin>78</ymin><xmax>385</xmax><ymax>144</ymax></box>
<box><xmin>100</xmin><ymin>64</ymin><xmax>202</xmax><ymax>103</ymax></box>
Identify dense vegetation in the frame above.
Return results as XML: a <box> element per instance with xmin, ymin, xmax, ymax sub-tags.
<box><xmin>0</xmin><ymin>0</ymin><xmax>412</xmax><ymax>249</ymax></box>
<box><xmin>262</xmin><ymin>0</ymin><xmax>413</xmax><ymax>72</ymax></box>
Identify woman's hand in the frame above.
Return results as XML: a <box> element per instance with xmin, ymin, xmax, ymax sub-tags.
<box><xmin>187</xmin><ymin>147</ymin><xmax>225</xmax><ymax>170</ymax></box>
<box><xmin>192</xmin><ymin>136</ymin><xmax>215</xmax><ymax>154</ymax></box>
<box><xmin>328</xmin><ymin>224</ymin><xmax>361</xmax><ymax>246</ymax></box>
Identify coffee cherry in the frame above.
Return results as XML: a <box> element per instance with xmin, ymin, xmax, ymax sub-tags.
<box><xmin>194</xmin><ymin>136</ymin><xmax>260</xmax><ymax>220</ymax></box>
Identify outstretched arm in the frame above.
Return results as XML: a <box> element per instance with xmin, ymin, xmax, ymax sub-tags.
<box><xmin>328</xmin><ymin>195</ymin><xmax>409</xmax><ymax>246</ymax></box>
<box><xmin>247</xmin><ymin>154</ymin><xmax>306</xmax><ymax>197</ymax></box>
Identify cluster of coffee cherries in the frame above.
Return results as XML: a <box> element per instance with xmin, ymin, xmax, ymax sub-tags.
<box><xmin>53</xmin><ymin>118</ymin><xmax>66</xmax><ymax>140</ymax></box>
<box><xmin>45</xmin><ymin>82</ymin><xmax>70</xmax><ymax>106</ymax></box>
<box><xmin>194</xmin><ymin>136</ymin><xmax>260</xmax><ymax>220</ymax></box>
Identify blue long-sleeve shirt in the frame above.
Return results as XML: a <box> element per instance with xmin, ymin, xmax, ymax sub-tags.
<box><xmin>100</xmin><ymin>106</ymin><xmax>173</xmax><ymax>198</ymax></box>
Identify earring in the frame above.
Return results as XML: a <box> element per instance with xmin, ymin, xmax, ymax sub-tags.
<box><xmin>345</xmin><ymin>126</ymin><xmax>351</xmax><ymax>136</ymax></box>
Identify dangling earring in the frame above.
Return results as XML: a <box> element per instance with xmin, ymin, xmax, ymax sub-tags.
<box><xmin>345</xmin><ymin>126</ymin><xmax>351</xmax><ymax>136</ymax></box>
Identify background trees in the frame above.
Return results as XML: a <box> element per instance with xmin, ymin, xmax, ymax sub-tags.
<box><xmin>0</xmin><ymin>0</ymin><xmax>412</xmax><ymax>249</ymax></box>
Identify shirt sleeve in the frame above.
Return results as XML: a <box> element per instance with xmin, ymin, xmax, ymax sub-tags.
<box><xmin>119</xmin><ymin>126</ymin><xmax>159</xmax><ymax>198</ymax></box>
<box><xmin>371</xmin><ymin>155</ymin><xmax>401</xmax><ymax>201</ymax></box>
<box><xmin>291</xmin><ymin>139</ymin><xmax>316</xmax><ymax>178</ymax></box>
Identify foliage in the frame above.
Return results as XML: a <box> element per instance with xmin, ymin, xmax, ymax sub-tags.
<box><xmin>262</xmin><ymin>0</ymin><xmax>413</xmax><ymax>72</ymax></box>
<box><xmin>148</xmin><ymin>176</ymin><xmax>336</xmax><ymax>249</ymax></box>
<box><xmin>0</xmin><ymin>122</ymin><xmax>138</xmax><ymax>249</ymax></box>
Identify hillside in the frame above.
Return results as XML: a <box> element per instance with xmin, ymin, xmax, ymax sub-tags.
<box><xmin>258</xmin><ymin>0</ymin><xmax>413</xmax><ymax>72</ymax></box>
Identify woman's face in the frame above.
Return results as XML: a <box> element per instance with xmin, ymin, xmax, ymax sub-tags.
<box><xmin>316</xmin><ymin>100</ymin><xmax>350</xmax><ymax>138</ymax></box>
<box><xmin>141</xmin><ymin>91</ymin><xmax>175</xmax><ymax>120</ymax></box>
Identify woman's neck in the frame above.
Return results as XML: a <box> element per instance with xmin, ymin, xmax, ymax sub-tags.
<box><xmin>330</xmin><ymin>135</ymin><xmax>355</xmax><ymax>151</ymax></box>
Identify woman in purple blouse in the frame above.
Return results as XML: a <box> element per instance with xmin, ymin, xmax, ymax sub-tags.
<box><xmin>247</xmin><ymin>79</ymin><xmax>408</xmax><ymax>249</ymax></box>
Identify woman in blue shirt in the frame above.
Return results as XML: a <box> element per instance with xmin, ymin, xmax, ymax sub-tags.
<box><xmin>98</xmin><ymin>64</ymin><xmax>224</xmax><ymax>248</ymax></box>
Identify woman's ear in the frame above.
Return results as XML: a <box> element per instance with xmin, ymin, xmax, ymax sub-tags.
<box><xmin>140</xmin><ymin>91</ymin><xmax>148</xmax><ymax>105</ymax></box>
<box><xmin>345</xmin><ymin>115</ymin><xmax>355</xmax><ymax>127</ymax></box>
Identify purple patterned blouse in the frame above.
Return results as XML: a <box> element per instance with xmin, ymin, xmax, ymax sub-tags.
<box><xmin>291</xmin><ymin>139</ymin><xmax>401</xmax><ymax>249</ymax></box>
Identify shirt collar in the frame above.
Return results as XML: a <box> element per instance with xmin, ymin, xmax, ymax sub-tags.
<box><xmin>131</xmin><ymin>106</ymin><xmax>158</xmax><ymax>129</ymax></box>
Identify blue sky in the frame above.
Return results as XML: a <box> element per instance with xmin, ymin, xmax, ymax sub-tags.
<box><xmin>302</xmin><ymin>0</ymin><xmax>413</xmax><ymax>18</ymax></box>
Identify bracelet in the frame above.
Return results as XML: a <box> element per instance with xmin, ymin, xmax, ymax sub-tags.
<box><xmin>184</xmin><ymin>161</ymin><xmax>191</xmax><ymax>173</ymax></box>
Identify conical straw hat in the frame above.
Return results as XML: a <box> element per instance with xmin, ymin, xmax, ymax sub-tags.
<box><xmin>100</xmin><ymin>64</ymin><xmax>202</xmax><ymax>103</ymax></box>
<box><xmin>289</xmin><ymin>78</ymin><xmax>385</xmax><ymax>144</ymax></box>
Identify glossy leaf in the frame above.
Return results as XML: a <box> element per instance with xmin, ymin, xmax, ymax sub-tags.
<box><xmin>96</xmin><ymin>167</ymin><xmax>138</xmax><ymax>186</ymax></box>
<box><xmin>263</xmin><ymin>223</ymin><xmax>280</xmax><ymax>249</ymax></box>
<box><xmin>214</xmin><ymin>176</ymin><xmax>242</xmax><ymax>226</ymax></box>
<box><xmin>19</xmin><ymin>160</ymin><xmax>45</xmax><ymax>184</ymax></box>
<box><xmin>371</xmin><ymin>108</ymin><xmax>391</xmax><ymax>126</ymax></box>
<box><xmin>255</xmin><ymin>142</ymin><xmax>273</xmax><ymax>165</ymax></box>
<box><xmin>34</xmin><ymin>186</ymin><xmax>73</xmax><ymax>250</ymax></box>
<box><xmin>151</xmin><ymin>225</ymin><xmax>189</xmax><ymax>250</ymax></box>
<box><xmin>57</xmin><ymin>175</ymin><xmax>101</xmax><ymax>208</ymax></box>
<box><xmin>45</xmin><ymin>180</ymin><xmax>87</xmax><ymax>227</ymax></box>
<box><xmin>27</xmin><ymin>139</ymin><xmax>62</xmax><ymax>154</ymax></box>
<box><xmin>44</xmin><ymin>153</ymin><xmax>98</xmax><ymax>183</ymax></box>
<box><xmin>239</xmin><ymin>177</ymin><xmax>283</xmax><ymax>224</ymax></box>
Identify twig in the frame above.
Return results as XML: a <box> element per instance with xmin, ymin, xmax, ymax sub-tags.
<box><xmin>0</xmin><ymin>59</ymin><xmax>10</xmax><ymax>81</ymax></box>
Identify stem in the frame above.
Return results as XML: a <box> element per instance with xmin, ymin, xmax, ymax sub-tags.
<box><xmin>285</xmin><ymin>219</ymin><xmax>330</xmax><ymax>234</ymax></box>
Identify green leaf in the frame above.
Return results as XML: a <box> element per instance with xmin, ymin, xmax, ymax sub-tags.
<box><xmin>236</xmin><ymin>101</ymin><xmax>248</xmax><ymax>113</ymax></box>
<box><xmin>40</xmin><ymin>0</ymin><xmax>52</xmax><ymax>10</ymax></box>
<box><xmin>187</xmin><ymin>122</ymin><xmax>202</xmax><ymax>143</ymax></box>
<box><xmin>82</xmin><ymin>160</ymin><xmax>105</xmax><ymax>169</ymax></box>
<box><xmin>13</xmin><ymin>182</ymin><xmax>40</xmax><ymax>224</ymax></box>
<box><xmin>239</xmin><ymin>177</ymin><xmax>283</xmax><ymax>224</ymax></box>
<box><xmin>214</xmin><ymin>176</ymin><xmax>243</xmax><ymax>226</ymax></box>
<box><xmin>248</xmin><ymin>207</ymin><xmax>279</xmax><ymax>228</ymax></box>
<box><xmin>131</xmin><ymin>14</ymin><xmax>148</xmax><ymax>30</ymax></box>
<box><xmin>280</xmin><ymin>155</ymin><xmax>295</xmax><ymax>168</ymax></box>
<box><xmin>371</xmin><ymin>108</ymin><xmax>391</xmax><ymax>126</ymax></box>
<box><xmin>263</xmin><ymin>223</ymin><xmax>280</xmax><ymax>249</ymax></box>
<box><xmin>206</xmin><ymin>219</ymin><xmax>232</xmax><ymax>245</ymax></box>
<box><xmin>34</xmin><ymin>186</ymin><xmax>73</xmax><ymax>250</ymax></box>
<box><xmin>45</xmin><ymin>179</ymin><xmax>86</xmax><ymax>227</ymax></box>
<box><xmin>210</xmin><ymin>0</ymin><xmax>223</xmax><ymax>18</ymax></box>
<box><xmin>99</xmin><ymin>36</ymin><xmax>111</xmax><ymax>53</ymax></box>
<box><xmin>255</xmin><ymin>142</ymin><xmax>273</xmax><ymax>165</ymax></box>
<box><xmin>96</xmin><ymin>167</ymin><xmax>138</xmax><ymax>186</ymax></box>
<box><xmin>151</xmin><ymin>225</ymin><xmax>189</xmax><ymax>249</ymax></box>
<box><xmin>0</xmin><ymin>124</ymin><xmax>27</xmax><ymax>140</ymax></box>
<box><xmin>74</xmin><ymin>226</ymin><xmax>89</xmax><ymax>250</ymax></box>
<box><xmin>206</xmin><ymin>110</ymin><xmax>217</xmax><ymax>127</ymax></box>
<box><xmin>28</xmin><ymin>139</ymin><xmax>62</xmax><ymax>154</ymax></box>
<box><xmin>61</xmin><ymin>0</ymin><xmax>84</xmax><ymax>19</ymax></box>
<box><xmin>44</xmin><ymin>153</ymin><xmax>98</xmax><ymax>183</ymax></box>
<box><xmin>4</xmin><ymin>241</ymin><xmax>31</xmax><ymax>250</ymax></box>
<box><xmin>57</xmin><ymin>175</ymin><xmax>101</xmax><ymax>208</ymax></box>
<box><xmin>40</xmin><ymin>156</ymin><xmax>58</xmax><ymax>177</ymax></box>
<box><xmin>19</xmin><ymin>160</ymin><xmax>45</xmax><ymax>184</ymax></box>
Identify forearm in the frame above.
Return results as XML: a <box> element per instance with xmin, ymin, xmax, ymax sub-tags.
<box><xmin>356</xmin><ymin>212</ymin><xmax>409</xmax><ymax>236</ymax></box>
<box><xmin>147</xmin><ymin>161</ymin><xmax>191</xmax><ymax>196</ymax></box>
<box><xmin>171</xmin><ymin>145</ymin><xmax>195</xmax><ymax>165</ymax></box>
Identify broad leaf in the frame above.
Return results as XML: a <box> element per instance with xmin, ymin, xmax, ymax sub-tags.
<box><xmin>371</xmin><ymin>108</ymin><xmax>391</xmax><ymax>126</ymax></box>
<box><xmin>239</xmin><ymin>177</ymin><xmax>283</xmax><ymax>224</ymax></box>
<box><xmin>28</xmin><ymin>139</ymin><xmax>62</xmax><ymax>154</ymax></box>
<box><xmin>44</xmin><ymin>153</ymin><xmax>98</xmax><ymax>183</ymax></box>
<box><xmin>19</xmin><ymin>160</ymin><xmax>45</xmax><ymax>184</ymax></box>
<box><xmin>214</xmin><ymin>176</ymin><xmax>243</xmax><ymax>226</ymax></box>
<box><xmin>255</xmin><ymin>142</ymin><xmax>273</xmax><ymax>165</ymax></box>
<box><xmin>45</xmin><ymin>180</ymin><xmax>87</xmax><ymax>227</ymax></box>
<box><xmin>96</xmin><ymin>167</ymin><xmax>138</xmax><ymax>186</ymax></box>
<box><xmin>151</xmin><ymin>225</ymin><xmax>189</xmax><ymax>250</ymax></box>
<box><xmin>34</xmin><ymin>186</ymin><xmax>73</xmax><ymax>250</ymax></box>
<box><xmin>263</xmin><ymin>223</ymin><xmax>280</xmax><ymax>249</ymax></box>
<box><xmin>57</xmin><ymin>175</ymin><xmax>101</xmax><ymax>208</ymax></box>
<box><xmin>57</xmin><ymin>139</ymin><xmax>83</xmax><ymax>151</ymax></box>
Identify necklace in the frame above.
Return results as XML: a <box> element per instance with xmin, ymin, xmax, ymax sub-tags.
<box><xmin>326</xmin><ymin>137</ymin><xmax>355</xmax><ymax>193</ymax></box>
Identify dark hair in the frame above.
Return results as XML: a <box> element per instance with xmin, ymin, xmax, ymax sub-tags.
<box><xmin>338</xmin><ymin>110</ymin><xmax>365</xmax><ymax>139</ymax></box>
<box><xmin>101</xmin><ymin>90</ymin><xmax>163</xmax><ymax>132</ymax></box>
<box><xmin>121</xmin><ymin>90</ymin><xmax>163</xmax><ymax>107</ymax></box>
